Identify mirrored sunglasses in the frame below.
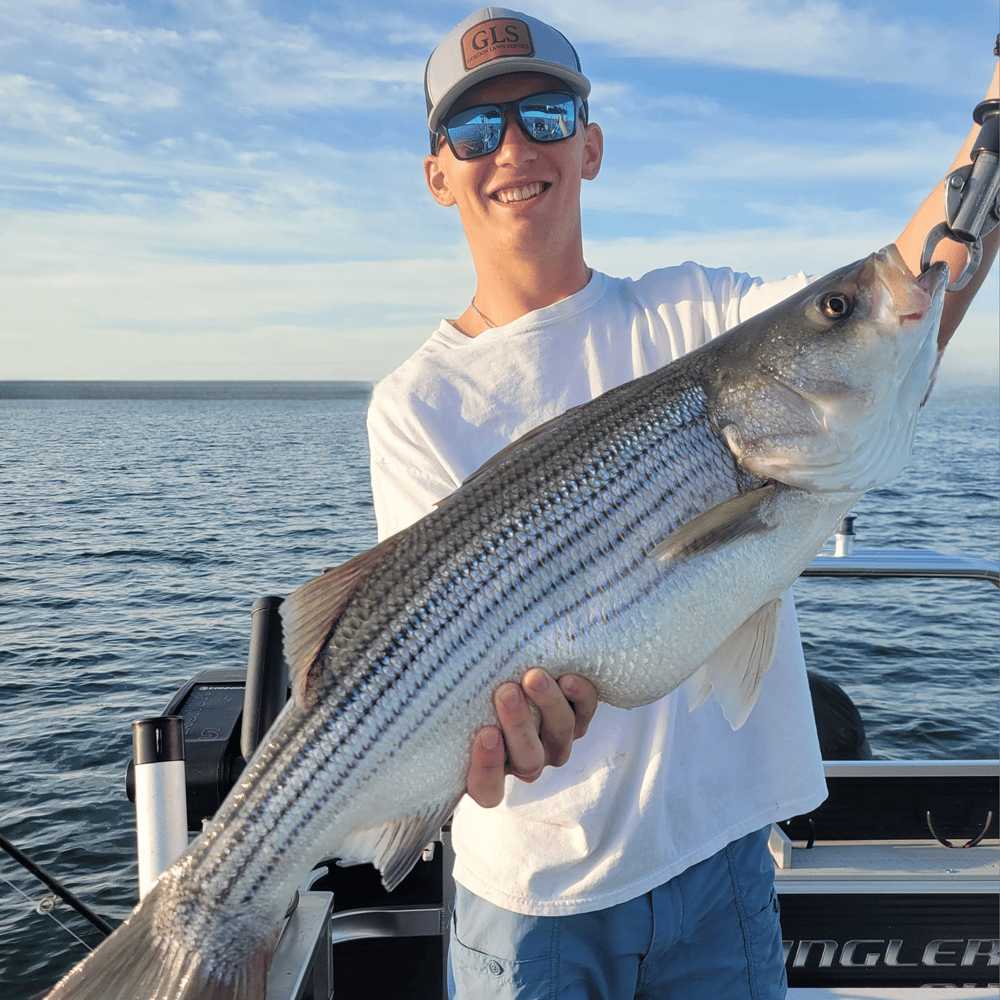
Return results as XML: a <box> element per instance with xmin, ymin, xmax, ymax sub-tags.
<box><xmin>438</xmin><ymin>91</ymin><xmax>585</xmax><ymax>161</ymax></box>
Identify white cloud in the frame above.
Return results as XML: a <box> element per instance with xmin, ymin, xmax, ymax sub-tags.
<box><xmin>0</xmin><ymin>72</ymin><xmax>107</xmax><ymax>139</ymax></box>
<box><xmin>586</xmin><ymin>116</ymin><xmax>962</xmax><ymax>224</ymax></box>
<box><xmin>1</xmin><ymin>243</ymin><xmax>475</xmax><ymax>382</ymax></box>
<box><xmin>1</xmin><ymin>0</ymin><xmax>428</xmax><ymax>141</ymax></box>
<box><xmin>87</xmin><ymin>82</ymin><xmax>182</xmax><ymax>110</ymax></box>
<box><xmin>1</xmin><ymin>0</ymin><xmax>995</xmax><ymax>386</ymax></box>
<box><xmin>531</xmin><ymin>0</ymin><xmax>984</xmax><ymax>93</ymax></box>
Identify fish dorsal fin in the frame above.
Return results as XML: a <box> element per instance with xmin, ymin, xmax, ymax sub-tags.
<box><xmin>440</xmin><ymin>377</ymin><xmax>654</xmax><ymax>506</ymax></box>
<box><xmin>443</xmin><ymin>410</ymin><xmax>575</xmax><ymax>501</ymax></box>
<box><xmin>333</xmin><ymin>795</ymin><xmax>462</xmax><ymax>893</ymax></box>
<box><xmin>280</xmin><ymin>537</ymin><xmax>397</xmax><ymax>710</ymax></box>
<box><xmin>684</xmin><ymin>598</ymin><xmax>782</xmax><ymax>730</ymax></box>
<box><xmin>446</xmin><ymin>384</ymin><xmax>643</xmax><ymax>500</ymax></box>
<box><xmin>650</xmin><ymin>483</ymin><xmax>779</xmax><ymax>564</ymax></box>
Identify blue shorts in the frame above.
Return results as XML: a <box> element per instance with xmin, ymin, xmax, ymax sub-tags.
<box><xmin>448</xmin><ymin>826</ymin><xmax>785</xmax><ymax>1000</ymax></box>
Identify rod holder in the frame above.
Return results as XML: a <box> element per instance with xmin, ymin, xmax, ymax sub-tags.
<box><xmin>132</xmin><ymin>716</ymin><xmax>188</xmax><ymax>898</ymax></box>
<box><xmin>834</xmin><ymin>515</ymin><xmax>856</xmax><ymax>557</ymax></box>
<box><xmin>241</xmin><ymin>596</ymin><xmax>287</xmax><ymax>761</ymax></box>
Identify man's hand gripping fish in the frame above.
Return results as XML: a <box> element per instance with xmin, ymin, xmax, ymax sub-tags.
<box><xmin>43</xmin><ymin>246</ymin><xmax>948</xmax><ymax>1000</ymax></box>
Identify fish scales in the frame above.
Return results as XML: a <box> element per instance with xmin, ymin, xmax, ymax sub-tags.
<box><xmin>333</xmin><ymin>377</ymin><xmax>736</xmax><ymax>707</ymax></box>
<box><xmin>41</xmin><ymin>247</ymin><xmax>949</xmax><ymax>1000</ymax></box>
<box><xmin>149</xmin><ymin>369</ymin><xmax>760</xmax><ymax>974</ymax></box>
<box><xmin>157</xmin><ymin>369</ymin><xmax>747</xmax><ymax>949</ymax></box>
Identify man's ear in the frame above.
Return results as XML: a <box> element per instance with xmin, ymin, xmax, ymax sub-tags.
<box><xmin>425</xmin><ymin>154</ymin><xmax>457</xmax><ymax>207</ymax></box>
<box><xmin>581</xmin><ymin>122</ymin><xmax>603</xmax><ymax>181</ymax></box>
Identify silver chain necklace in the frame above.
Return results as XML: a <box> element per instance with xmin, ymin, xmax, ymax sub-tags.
<box><xmin>469</xmin><ymin>299</ymin><xmax>496</xmax><ymax>329</ymax></box>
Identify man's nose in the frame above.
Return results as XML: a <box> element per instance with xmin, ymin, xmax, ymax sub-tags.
<box><xmin>494</xmin><ymin>110</ymin><xmax>537</xmax><ymax>163</ymax></box>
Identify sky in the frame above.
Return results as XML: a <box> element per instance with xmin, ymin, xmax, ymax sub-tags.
<box><xmin>3</xmin><ymin>0</ymin><xmax>998</xmax><ymax>385</ymax></box>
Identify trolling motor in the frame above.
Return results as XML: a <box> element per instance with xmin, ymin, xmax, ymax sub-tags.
<box><xmin>920</xmin><ymin>36</ymin><xmax>1000</xmax><ymax>290</ymax></box>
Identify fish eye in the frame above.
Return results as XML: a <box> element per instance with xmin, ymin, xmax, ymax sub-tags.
<box><xmin>820</xmin><ymin>292</ymin><xmax>852</xmax><ymax>319</ymax></box>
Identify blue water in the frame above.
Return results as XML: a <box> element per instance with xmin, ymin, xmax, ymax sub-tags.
<box><xmin>0</xmin><ymin>380</ymin><xmax>997</xmax><ymax>998</ymax></box>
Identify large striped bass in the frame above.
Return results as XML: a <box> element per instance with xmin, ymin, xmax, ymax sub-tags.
<box><xmin>44</xmin><ymin>246</ymin><xmax>947</xmax><ymax>999</ymax></box>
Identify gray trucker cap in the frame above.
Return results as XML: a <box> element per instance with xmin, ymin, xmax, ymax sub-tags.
<box><xmin>424</xmin><ymin>7</ymin><xmax>591</xmax><ymax>151</ymax></box>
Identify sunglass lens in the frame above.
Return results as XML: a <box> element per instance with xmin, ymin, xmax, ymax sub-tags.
<box><xmin>445</xmin><ymin>107</ymin><xmax>503</xmax><ymax>159</ymax></box>
<box><xmin>519</xmin><ymin>95</ymin><xmax>576</xmax><ymax>142</ymax></box>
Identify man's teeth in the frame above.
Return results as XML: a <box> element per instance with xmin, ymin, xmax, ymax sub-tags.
<box><xmin>494</xmin><ymin>182</ymin><xmax>546</xmax><ymax>203</ymax></box>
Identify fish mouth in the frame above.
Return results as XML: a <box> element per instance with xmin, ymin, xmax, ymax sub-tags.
<box><xmin>916</xmin><ymin>259</ymin><xmax>949</xmax><ymax>297</ymax></box>
<box><xmin>868</xmin><ymin>247</ymin><xmax>948</xmax><ymax>428</ymax></box>
<box><xmin>491</xmin><ymin>181</ymin><xmax>550</xmax><ymax>204</ymax></box>
<box><xmin>872</xmin><ymin>247</ymin><xmax>947</xmax><ymax>328</ymax></box>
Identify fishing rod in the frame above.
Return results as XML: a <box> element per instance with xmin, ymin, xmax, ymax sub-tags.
<box><xmin>0</xmin><ymin>830</ymin><xmax>115</xmax><ymax>936</ymax></box>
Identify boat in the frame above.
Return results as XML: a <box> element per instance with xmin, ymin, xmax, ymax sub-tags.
<box><xmin>773</xmin><ymin>538</ymin><xmax>998</xmax><ymax>996</ymax></box>
<box><xmin>10</xmin><ymin>524</ymin><xmax>999</xmax><ymax>999</ymax></box>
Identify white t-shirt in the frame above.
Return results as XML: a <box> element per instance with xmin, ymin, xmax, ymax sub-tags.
<box><xmin>367</xmin><ymin>264</ymin><xmax>827</xmax><ymax>917</ymax></box>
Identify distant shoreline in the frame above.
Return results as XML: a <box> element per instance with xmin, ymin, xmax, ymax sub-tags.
<box><xmin>1</xmin><ymin>377</ymin><xmax>994</xmax><ymax>403</ymax></box>
<box><xmin>0</xmin><ymin>380</ymin><xmax>374</xmax><ymax>401</ymax></box>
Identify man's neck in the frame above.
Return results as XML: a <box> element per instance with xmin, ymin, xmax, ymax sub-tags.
<box><xmin>458</xmin><ymin>247</ymin><xmax>591</xmax><ymax>337</ymax></box>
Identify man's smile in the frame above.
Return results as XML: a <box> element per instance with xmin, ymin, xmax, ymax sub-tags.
<box><xmin>491</xmin><ymin>181</ymin><xmax>550</xmax><ymax>204</ymax></box>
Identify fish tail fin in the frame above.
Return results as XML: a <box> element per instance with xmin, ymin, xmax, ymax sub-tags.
<box><xmin>43</xmin><ymin>882</ymin><xmax>273</xmax><ymax>1000</ymax></box>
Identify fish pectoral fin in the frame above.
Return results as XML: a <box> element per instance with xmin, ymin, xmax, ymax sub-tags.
<box><xmin>650</xmin><ymin>484</ymin><xmax>779</xmax><ymax>564</ymax></box>
<box><xmin>280</xmin><ymin>536</ymin><xmax>398</xmax><ymax>709</ymax></box>
<box><xmin>684</xmin><ymin>598</ymin><xmax>782</xmax><ymax>730</ymax></box>
<box><xmin>683</xmin><ymin>671</ymin><xmax>713</xmax><ymax>714</ymax></box>
<box><xmin>335</xmin><ymin>796</ymin><xmax>461</xmax><ymax>893</ymax></box>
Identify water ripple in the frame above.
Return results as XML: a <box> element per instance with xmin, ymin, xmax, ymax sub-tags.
<box><xmin>0</xmin><ymin>383</ymin><xmax>995</xmax><ymax>997</ymax></box>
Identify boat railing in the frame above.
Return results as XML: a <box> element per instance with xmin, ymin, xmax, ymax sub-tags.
<box><xmin>802</xmin><ymin>547</ymin><xmax>1000</xmax><ymax>587</ymax></box>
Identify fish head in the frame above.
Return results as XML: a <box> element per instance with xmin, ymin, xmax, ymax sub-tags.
<box><xmin>709</xmin><ymin>245</ymin><xmax>948</xmax><ymax>492</ymax></box>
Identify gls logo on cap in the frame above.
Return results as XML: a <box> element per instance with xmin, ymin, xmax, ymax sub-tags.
<box><xmin>461</xmin><ymin>18</ymin><xmax>534</xmax><ymax>71</ymax></box>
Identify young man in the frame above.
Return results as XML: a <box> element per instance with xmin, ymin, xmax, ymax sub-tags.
<box><xmin>367</xmin><ymin>9</ymin><xmax>999</xmax><ymax>999</ymax></box>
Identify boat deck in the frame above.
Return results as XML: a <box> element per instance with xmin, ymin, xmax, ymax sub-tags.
<box><xmin>774</xmin><ymin>838</ymin><xmax>999</xmax><ymax>893</ymax></box>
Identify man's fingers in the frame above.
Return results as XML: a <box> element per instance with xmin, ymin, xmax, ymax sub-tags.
<box><xmin>494</xmin><ymin>681</ymin><xmax>546</xmax><ymax>781</ymax></box>
<box><xmin>523</xmin><ymin>668</ymin><xmax>579</xmax><ymax>768</ymax></box>
<box><xmin>557</xmin><ymin>673</ymin><xmax>599</xmax><ymax>740</ymax></box>
<box><xmin>466</xmin><ymin>725</ymin><xmax>507</xmax><ymax>809</ymax></box>
<box><xmin>467</xmin><ymin>670</ymin><xmax>601</xmax><ymax>808</ymax></box>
